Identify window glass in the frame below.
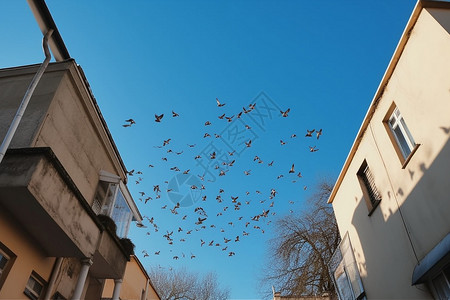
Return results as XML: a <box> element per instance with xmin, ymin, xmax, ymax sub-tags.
<box><xmin>393</xmin><ymin>126</ymin><xmax>412</xmax><ymax>158</ymax></box>
<box><xmin>0</xmin><ymin>253</ymin><xmax>8</xmax><ymax>275</ymax></box>
<box><xmin>432</xmin><ymin>273</ymin><xmax>450</xmax><ymax>299</ymax></box>
<box><xmin>388</xmin><ymin>107</ymin><xmax>416</xmax><ymax>160</ymax></box>
<box><xmin>99</xmin><ymin>182</ymin><xmax>118</xmax><ymax>216</ymax></box>
<box><xmin>111</xmin><ymin>189</ymin><xmax>133</xmax><ymax>238</ymax></box>
<box><xmin>93</xmin><ymin>178</ymin><xmax>134</xmax><ymax>238</ymax></box>
<box><xmin>24</xmin><ymin>274</ymin><xmax>44</xmax><ymax>300</ymax></box>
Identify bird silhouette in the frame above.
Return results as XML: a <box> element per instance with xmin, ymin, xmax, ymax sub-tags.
<box><xmin>155</xmin><ymin>114</ymin><xmax>164</xmax><ymax>122</ymax></box>
<box><xmin>122</xmin><ymin>118</ymin><xmax>136</xmax><ymax>127</ymax></box>
<box><xmin>305</xmin><ymin>129</ymin><xmax>315</xmax><ymax>137</ymax></box>
<box><xmin>172</xmin><ymin>111</ymin><xmax>179</xmax><ymax>117</ymax></box>
<box><xmin>316</xmin><ymin>128</ymin><xmax>323</xmax><ymax>139</ymax></box>
<box><xmin>216</xmin><ymin>98</ymin><xmax>226</xmax><ymax>107</ymax></box>
<box><xmin>280</xmin><ymin>108</ymin><xmax>290</xmax><ymax>117</ymax></box>
<box><xmin>289</xmin><ymin>164</ymin><xmax>295</xmax><ymax>173</ymax></box>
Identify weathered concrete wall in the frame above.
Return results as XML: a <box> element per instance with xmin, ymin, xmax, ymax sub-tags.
<box><xmin>0</xmin><ymin>64</ymin><xmax>61</xmax><ymax>149</ymax></box>
<box><xmin>332</xmin><ymin>7</ymin><xmax>450</xmax><ymax>299</ymax></box>
<box><xmin>0</xmin><ymin>61</ymin><xmax>127</xmax><ymax>208</ymax></box>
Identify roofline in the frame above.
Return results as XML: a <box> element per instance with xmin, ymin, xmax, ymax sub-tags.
<box><xmin>328</xmin><ymin>0</ymin><xmax>450</xmax><ymax>203</ymax></box>
<box><xmin>130</xmin><ymin>255</ymin><xmax>161</xmax><ymax>300</ymax></box>
<box><xmin>27</xmin><ymin>0</ymin><xmax>70</xmax><ymax>61</ymax></box>
<box><xmin>26</xmin><ymin>1</ymin><xmax>135</xmax><ymax>186</ymax></box>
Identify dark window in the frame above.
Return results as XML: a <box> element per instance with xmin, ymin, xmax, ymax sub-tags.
<box><xmin>357</xmin><ymin>160</ymin><xmax>382</xmax><ymax>215</ymax></box>
<box><xmin>432</xmin><ymin>264</ymin><xmax>450</xmax><ymax>299</ymax></box>
<box><xmin>24</xmin><ymin>272</ymin><xmax>45</xmax><ymax>300</ymax></box>
<box><xmin>0</xmin><ymin>242</ymin><xmax>16</xmax><ymax>290</ymax></box>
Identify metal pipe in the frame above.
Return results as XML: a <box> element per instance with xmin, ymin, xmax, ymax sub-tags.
<box><xmin>43</xmin><ymin>257</ymin><xmax>63</xmax><ymax>300</ymax></box>
<box><xmin>0</xmin><ymin>29</ymin><xmax>53</xmax><ymax>164</ymax></box>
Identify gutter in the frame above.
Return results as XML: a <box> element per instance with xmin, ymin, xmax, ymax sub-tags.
<box><xmin>27</xmin><ymin>0</ymin><xmax>70</xmax><ymax>61</ymax></box>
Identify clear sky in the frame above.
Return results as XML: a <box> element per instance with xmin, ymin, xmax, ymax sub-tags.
<box><xmin>1</xmin><ymin>1</ymin><xmax>417</xmax><ymax>299</ymax></box>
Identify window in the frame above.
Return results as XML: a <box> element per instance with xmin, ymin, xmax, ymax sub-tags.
<box><xmin>387</xmin><ymin>106</ymin><xmax>416</xmax><ymax>162</ymax></box>
<box><xmin>24</xmin><ymin>272</ymin><xmax>46</xmax><ymax>300</ymax></box>
<box><xmin>357</xmin><ymin>160</ymin><xmax>382</xmax><ymax>215</ymax></box>
<box><xmin>92</xmin><ymin>171</ymin><xmax>135</xmax><ymax>238</ymax></box>
<box><xmin>0</xmin><ymin>251</ymin><xmax>8</xmax><ymax>277</ymax></box>
<box><xmin>428</xmin><ymin>264</ymin><xmax>450</xmax><ymax>299</ymax></box>
<box><xmin>52</xmin><ymin>291</ymin><xmax>67</xmax><ymax>300</ymax></box>
<box><xmin>0</xmin><ymin>242</ymin><xmax>16</xmax><ymax>290</ymax></box>
<box><xmin>329</xmin><ymin>233</ymin><xmax>366</xmax><ymax>300</ymax></box>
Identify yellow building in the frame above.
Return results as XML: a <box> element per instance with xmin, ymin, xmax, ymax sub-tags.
<box><xmin>0</xmin><ymin>1</ymin><xmax>158</xmax><ymax>299</ymax></box>
<box><xmin>328</xmin><ymin>0</ymin><xmax>450</xmax><ymax>299</ymax></box>
<box><xmin>102</xmin><ymin>256</ymin><xmax>160</xmax><ymax>300</ymax></box>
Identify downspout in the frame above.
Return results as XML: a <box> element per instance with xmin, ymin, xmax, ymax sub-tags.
<box><xmin>143</xmin><ymin>278</ymin><xmax>149</xmax><ymax>300</ymax></box>
<box><xmin>43</xmin><ymin>257</ymin><xmax>63</xmax><ymax>300</ymax></box>
<box><xmin>0</xmin><ymin>29</ymin><xmax>53</xmax><ymax>164</ymax></box>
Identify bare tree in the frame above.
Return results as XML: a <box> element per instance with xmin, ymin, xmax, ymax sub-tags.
<box><xmin>148</xmin><ymin>266</ymin><xmax>230</xmax><ymax>300</ymax></box>
<box><xmin>262</xmin><ymin>179</ymin><xmax>340</xmax><ymax>298</ymax></box>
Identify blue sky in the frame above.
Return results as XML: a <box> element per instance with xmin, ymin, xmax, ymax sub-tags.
<box><xmin>1</xmin><ymin>1</ymin><xmax>417</xmax><ymax>298</ymax></box>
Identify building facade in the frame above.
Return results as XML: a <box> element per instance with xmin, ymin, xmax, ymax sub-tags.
<box><xmin>102</xmin><ymin>256</ymin><xmax>160</xmax><ymax>300</ymax></box>
<box><xmin>328</xmin><ymin>1</ymin><xmax>450</xmax><ymax>299</ymax></box>
<box><xmin>0</xmin><ymin>1</ymin><xmax>158</xmax><ymax>299</ymax></box>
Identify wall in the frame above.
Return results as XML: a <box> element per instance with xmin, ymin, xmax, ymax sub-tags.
<box><xmin>331</xmin><ymin>7</ymin><xmax>450</xmax><ymax>299</ymax></box>
<box><xmin>0</xmin><ymin>208</ymin><xmax>55</xmax><ymax>299</ymax></box>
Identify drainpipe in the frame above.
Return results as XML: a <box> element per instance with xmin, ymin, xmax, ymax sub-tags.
<box><xmin>0</xmin><ymin>29</ymin><xmax>53</xmax><ymax>164</ymax></box>
<box><xmin>143</xmin><ymin>278</ymin><xmax>149</xmax><ymax>300</ymax></box>
<box><xmin>43</xmin><ymin>257</ymin><xmax>63</xmax><ymax>300</ymax></box>
<box><xmin>112</xmin><ymin>279</ymin><xmax>123</xmax><ymax>300</ymax></box>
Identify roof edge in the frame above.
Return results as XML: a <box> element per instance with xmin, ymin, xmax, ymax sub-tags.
<box><xmin>328</xmin><ymin>0</ymin><xmax>450</xmax><ymax>203</ymax></box>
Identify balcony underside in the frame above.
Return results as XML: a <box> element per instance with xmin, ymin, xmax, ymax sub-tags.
<box><xmin>0</xmin><ymin>148</ymin><xmax>99</xmax><ymax>258</ymax></box>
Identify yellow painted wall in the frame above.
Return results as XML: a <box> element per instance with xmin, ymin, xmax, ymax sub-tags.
<box><xmin>0</xmin><ymin>208</ymin><xmax>55</xmax><ymax>299</ymax></box>
<box><xmin>103</xmin><ymin>256</ymin><xmax>160</xmax><ymax>300</ymax></box>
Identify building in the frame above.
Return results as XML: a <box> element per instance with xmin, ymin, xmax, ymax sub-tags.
<box><xmin>328</xmin><ymin>0</ymin><xmax>450</xmax><ymax>299</ymax></box>
<box><xmin>272</xmin><ymin>291</ymin><xmax>331</xmax><ymax>300</ymax></box>
<box><xmin>102</xmin><ymin>255</ymin><xmax>160</xmax><ymax>300</ymax></box>
<box><xmin>0</xmin><ymin>1</ymin><xmax>159</xmax><ymax>299</ymax></box>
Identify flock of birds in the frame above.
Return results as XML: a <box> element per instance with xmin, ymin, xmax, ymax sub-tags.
<box><xmin>121</xmin><ymin>98</ymin><xmax>323</xmax><ymax>261</ymax></box>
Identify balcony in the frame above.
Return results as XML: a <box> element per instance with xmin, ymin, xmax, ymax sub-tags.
<box><xmin>0</xmin><ymin>148</ymin><xmax>129</xmax><ymax>278</ymax></box>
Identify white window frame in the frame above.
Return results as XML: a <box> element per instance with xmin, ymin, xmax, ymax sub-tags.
<box><xmin>93</xmin><ymin>171</ymin><xmax>143</xmax><ymax>238</ymax></box>
<box><xmin>388</xmin><ymin>107</ymin><xmax>416</xmax><ymax>160</ymax></box>
<box><xmin>329</xmin><ymin>232</ymin><xmax>366</xmax><ymax>300</ymax></box>
<box><xmin>24</xmin><ymin>272</ymin><xmax>45</xmax><ymax>300</ymax></box>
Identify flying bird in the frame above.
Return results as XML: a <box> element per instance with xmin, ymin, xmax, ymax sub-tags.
<box><xmin>305</xmin><ymin>129</ymin><xmax>315</xmax><ymax>137</ymax></box>
<box><xmin>154</xmin><ymin>114</ymin><xmax>164</xmax><ymax>122</ymax></box>
<box><xmin>216</xmin><ymin>98</ymin><xmax>226</xmax><ymax>107</ymax></box>
<box><xmin>309</xmin><ymin>146</ymin><xmax>319</xmax><ymax>152</ymax></box>
<box><xmin>172</xmin><ymin>110</ymin><xmax>179</xmax><ymax>117</ymax></box>
<box><xmin>289</xmin><ymin>164</ymin><xmax>295</xmax><ymax>173</ymax></box>
<box><xmin>122</xmin><ymin>118</ymin><xmax>135</xmax><ymax>127</ymax></box>
<box><xmin>280</xmin><ymin>108</ymin><xmax>290</xmax><ymax>117</ymax></box>
<box><xmin>316</xmin><ymin>128</ymin><xmax>323</xmax><ymax>139</ymax></box>
<box><xmin>245</xmin><ymin>140</ymin><xmax>252</xmax><ymax>147</ymax></box>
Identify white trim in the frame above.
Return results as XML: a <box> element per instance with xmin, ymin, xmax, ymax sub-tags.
<box><xmin>99</xmin><ymin>170</ymin><xmax>121</xmax><ymax>183</ymax></box>
<box><xmin>119</xmin><ymin>181</ymin><xmax>143</xmax><ymax>223</ymax></box>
